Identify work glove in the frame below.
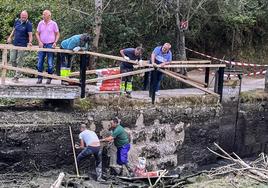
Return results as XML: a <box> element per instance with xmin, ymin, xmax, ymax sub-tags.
<box><xmin>152</xmin><ymin>63</ymin><xmax>158</xmax><ymax>68</ymax></box>
<box><xmin>124</xmin><ymin>56</ymin><xmax>130</xmax><ymax>61</ymax></box>
<box><xmin>138</xmin><ymin>60</ymin><xmax>143</xmax><ymax>67</ymax></box>
<box><xmin>73</xmin><ymin>46</ymin><xmax>81</xmax><ymax>52</ymax></box>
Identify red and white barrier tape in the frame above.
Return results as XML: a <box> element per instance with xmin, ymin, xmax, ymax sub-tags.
<box><xmin>186</xmin><ymin>48</ymin><xmax>268</xmax><ymax>67</ymax></box>
<box><xmin>202</xmin><ymin>69</ymin><xmax>267</xmax><ymax>78</ymax></box>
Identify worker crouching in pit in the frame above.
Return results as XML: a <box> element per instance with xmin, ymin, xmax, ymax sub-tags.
<box><xmin>101</xmin><ymin>117</ymin><xmax>134</xmax><ymax>177</ymax></box>
<box><xmin>75</xmin><ymin>124</ymin><xmax>105</xmax><ymax>182</ymax></box>
<box><xmin>60</xmin><ymin>34</ymin><xmax>91</xmax><ymax>85</ymax></box>
<box><xmin>119</xmin><ymin>47</ymin><xmax>144</xmax><ymax>97</ymax></box>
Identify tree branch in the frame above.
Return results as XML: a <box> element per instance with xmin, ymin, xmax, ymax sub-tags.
<box><xmin>70</xmin><ymin>7</ymin><xmax>92</xmax><ymax>16</ymax></box>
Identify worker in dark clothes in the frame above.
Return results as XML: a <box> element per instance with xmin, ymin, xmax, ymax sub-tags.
<box><xmin>75</xmin><ymin>124</ymin><xmax>105</xmax><ymax>182</ymax></box>
<box><xmin>100</xmin><ymin>117</ymin><xmax>133</xmax><ymax>176</ymax></box>
<box><xmin>119</xmin><ymin>47</ymin><xmax>144</xmax><ymax>96</ymax></box>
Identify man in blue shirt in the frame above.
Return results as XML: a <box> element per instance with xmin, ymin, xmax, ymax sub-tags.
<box><xmin>60</xmin><ymin>34</ymin><xmax>91</xmax><ymax>85</ymax></box>
<box><xmin>7</xmin><ymin>11</ymin><xmax>33</xmax><ymax>83</ymax></box>
<box><xmin>119</xmin><ymin>47</ymin><xmax>144</xmax><ymax>96</ymax></box>
<box><xmin>151</xmin><ymin>43</ymin><xmax>172</xmax><ymax>95</ymax></box>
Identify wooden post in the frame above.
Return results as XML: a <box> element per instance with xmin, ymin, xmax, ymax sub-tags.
<box><xmin>217</xmin><ymin>67</ymin><xmax>225</xmax><ymax>102</ymax></box>
<box><xmin>69</xmin><ymin>126</ymin><xmax>80</xmax><ymax>177</ymax></box>
<box><xmin>149</xmin><ymin>69</ymin><xmax>157</xmax><ymax>104</ymax></box>
<box><xmin>80</xmin><ymin>54</ymin><xmax>87</xmax><ymax>98</ymax></box>
<box><xmin>1</xmin><ymin>49</ymin><xmax>8</xmax><ymax>85</ymax></box>
<box><xmin>205</xmin><ymin>67</ymin><xmax>210</xmax><ymax>88</ymax></box>
<box><xmin>265</xmin><ymin>69</ymin><xmax>268</xmax><ymax>92</ymax></box>
<box><xmin>56</xmin><ymin>53</ymin><xmax>61</xmax><ymax>76</ymax></box>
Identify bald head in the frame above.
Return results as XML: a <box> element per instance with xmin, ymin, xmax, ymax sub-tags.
<box><xmin>80</xmin><ymin>124</ymin><xmax>87</xmax><ymax>132</ymax></box>
<box><xmin>43</xmin><ymin>10</ymin><xmax>51</xmax><ymax>22</ymax></box>
<box><xmin>162</xmin><ymin>43</ymin><xmax>171</xmax><ymax>53</ymax></box>
<box><xmin>20</xmin><ymin>11</ymin><xmax>28</xmax><ymax>22</ymax></box>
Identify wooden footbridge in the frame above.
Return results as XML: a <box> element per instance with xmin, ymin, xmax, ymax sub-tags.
<box><xmin>0</xmin><ymin>44</ymin><xmax>225</xmax><ymax>103</ymax></box>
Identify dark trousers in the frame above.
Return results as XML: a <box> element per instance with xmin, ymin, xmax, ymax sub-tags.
<box><xmin>60</xmin><ymin>53</ymin><xmax>72</xmax><ymax>68</ymax></box>
<box><xmin>77</xmin><ymin>146</ymin><xmax>102</xmax><ymax>178</ymax></box>
<box><xmin>144</xmin><ymin>70</ymin><xmax>163</xmax><ymax>92</ymax></box>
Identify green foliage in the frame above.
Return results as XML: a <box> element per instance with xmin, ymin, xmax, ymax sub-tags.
<box><xmin>0</xmin><ymin>0</ymin><xmax>268</xmax><ymax>87</ymax></box>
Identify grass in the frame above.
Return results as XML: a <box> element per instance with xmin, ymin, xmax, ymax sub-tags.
<box><xmin>240</xmin><ymin>89</ymin><xmax>268</xmax><ymax>103</ymax></box>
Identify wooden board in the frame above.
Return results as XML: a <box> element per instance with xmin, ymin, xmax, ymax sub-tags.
<box><xmin>161</xmin><ymin>64</ymin><xmax>226</xmax><ymax>68</ymax></box>
<box><xmin>118</xmin><ymin>175</ymin><xmax>179</xmax><ymax>181</ymax></box>
<box><xmin>1</xmin><ymin>49</ymin><xmax>8</xmax><ymax>85</ymax></box>
<box><xmin>165</xmin><ymin>70</ymin><xmax>207</xmax><ymax>87</ymax></box>
<box><xmin>86</xmin><ymin>68</ymin><xmax>154</xmax><ymax>83</ymax></box>
<box><xmin>0</xmin><ymin>64</ymin><xmax>80</xmax><ymax>83</ymax></box>
<box><xmin>171</xmin><ymin>60</ymin><xmax>211</xmax><ymax>64</ymax></box>
<box><xmin>159</xmin><ymin>69</ymin><xmax>219</xmax><ymax>96</ymax></box>
<box><xmin>0</xmin><ymin>44</ymin><xmax>221</xmax><ymax>67</ymax></box>
<box><xmin>0</xmin><ymin>44</ymin><xmax>142</xmax><ymax>66</ymax></box>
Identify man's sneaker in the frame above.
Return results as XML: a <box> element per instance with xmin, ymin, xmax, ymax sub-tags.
<box><xmin>126</xmin><ymin>92</ymin><xmax>132</xmax><ymax>98</ymax></box>
<box><xmin>12</xmin><ymin>77</ymin><xmax>19</xmax><ymax>83</ymax></box>
<box><xmin>46</xmin><ymin>78</ymin><xmax>52</xmax><ymax>84</ymax></box>
<box><xmin>36</xmin><ymin>78</ymin><xmax>42</xmax><ymax>84</ymax></box>
<box><xmin>155</xmin><ymin>91</ymin><xmax>160</xmax><ymax>96</ymax></box>
<box><xmin>61</xmin><ymin>80</ymin><xmax>69</xmax><ymax>85</ymax></box>
<box><xmin>97</xmin><ymin>177</ymin><xmax>106</xmax><ymax>182</ymax></box>
<box><xmin>128</xmin><ymin>172</ymin><xmax>135</xmax><ymax>177</ymax></box>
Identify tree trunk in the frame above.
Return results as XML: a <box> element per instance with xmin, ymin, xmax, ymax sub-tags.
<box><xmin>177</xmin><ymin>30</ymin><xmax>186</xmax><ymax>61</ymax></box>
<box><xmin>175</xmin><ymin>12</ymin><xmax>187</xmax><ymax>76</ymax></box>
<box><xmin>89</xmin><ymin>0</ymin><xmax>103</xmax><ymax>69</ymax></box>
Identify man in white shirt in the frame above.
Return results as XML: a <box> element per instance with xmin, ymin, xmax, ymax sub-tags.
<box><xmin>75</xmin><ymin>124</ymin><xmax>105</xmax><ymax>182</ymax></box>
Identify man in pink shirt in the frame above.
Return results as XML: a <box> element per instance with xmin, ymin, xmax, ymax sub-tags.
<box><xmin>36</xmin><ymin>10</ymin><xmax>60</xmax><ymax>84</ymax></box>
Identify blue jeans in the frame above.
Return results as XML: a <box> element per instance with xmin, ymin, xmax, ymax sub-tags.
<box><xmin>156</xmin><ymin>71</ymin><xmax>163</xmax><ymax>92</ymax></box>
<box><xmin>117</xmin><ymin>143</ymin><xmax>130</xmax><ymax>165</ymax></box>
<box><xmin>37</xmin><ymin>43</ymin><xmax>54</xmax><ymax>79</ymax></box>
<box><xmin>77</xmin><ymin>146</ymin><xmax>102</xmax><ymax>177</ymax></box>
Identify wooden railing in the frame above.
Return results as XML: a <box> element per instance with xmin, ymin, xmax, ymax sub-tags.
<box><xmin>0</xmin><ymin>44</ymin><xmax>226</xmax><ymax>102</ymax></box>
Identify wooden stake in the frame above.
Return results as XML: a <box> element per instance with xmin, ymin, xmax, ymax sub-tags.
<box><xmin>0</xmin><ymin>65</ymin><xmax>80</xmax><ymax>83</ymax></box>
<box><xmin>159</xmin><ymin>69</ymin><xmax>219</xmax><ymax>96</ymax></box>
<box><xmin>69</xmin><ymin>126</ymin><xmax>80</xmax><ymax>177</ymax></box>
<box><xmin>50</xmin><ymin>172</ymin><xmax>65</xmax><ymax>188</ymax></box>
<box><xmin>86</xmin><ymin>68</ymin><xmax>154</xmax><ymax>83</ymax></box>
<box><xmin>1</xmin><ymin>49</ymin><xmax>8</xmax><ymax>85</ymax></box>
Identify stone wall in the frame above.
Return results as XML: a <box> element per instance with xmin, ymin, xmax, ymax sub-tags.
<box><xmin>0</xmin><ymin>93</ymin><xmax>267</xmax><ymax>173</ymax></box>
<box><xmin>0</xmin><ymin>96</ymin><xmax>221</xmax><ymax>172</ymax></box>
<box><xmin>235</xmin><ymin>101</ymin><xmax>268</xmax><ymax>156</ymax></box>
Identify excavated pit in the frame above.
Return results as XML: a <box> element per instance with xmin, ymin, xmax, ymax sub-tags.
<box><xmin>0</xmin><ymin>89</ymin><xmax>267</xmax><ymax>187</ymax></box>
